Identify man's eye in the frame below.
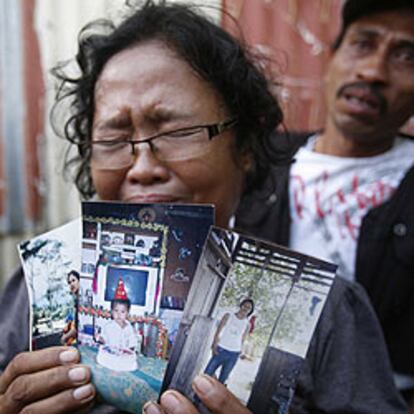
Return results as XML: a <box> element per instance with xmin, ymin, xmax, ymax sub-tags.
<box><xmin>393</xmin><ymin>47</ymin><xmax>414</xmax><ymax>65</ymax></box>
<box><xmin>350</xmin><ymin>39</ymin><xmax>373</xmax><ymax>53</ymax></box>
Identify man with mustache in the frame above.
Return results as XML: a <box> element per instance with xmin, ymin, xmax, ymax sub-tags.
<box><xmin>237</xmin><ymin>0</ymin><xmax>414</xmax><ymax>408</ymax></box>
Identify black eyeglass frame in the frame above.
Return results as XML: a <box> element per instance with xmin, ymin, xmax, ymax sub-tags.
<box><xmin>88</xmin><ymin>118</ymin><xmax>238</xmax><ymax>156</ymax></box>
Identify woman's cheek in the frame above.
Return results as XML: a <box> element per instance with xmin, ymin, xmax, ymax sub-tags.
<box><xmin>92</xmin><ymin>170</ymin><xmax>125</xmax><ymax>200</ymax></box>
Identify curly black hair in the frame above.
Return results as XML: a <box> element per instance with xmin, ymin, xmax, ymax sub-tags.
<box><xmin>51</xmin><ymin>0</ymin><xmax>285</xmax><ymax>199</ymax></box>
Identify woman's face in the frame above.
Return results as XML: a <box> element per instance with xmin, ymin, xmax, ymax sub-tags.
<box><xmin>239</xmin><ymin>301</ymin><xmax>253</xmax><ymax>317</ymax></box>
<box><xmin>68</xmin><ymin>274</ymin><xmax>80</xmax><ymax>295</ymax></box>
<box><xmin>90</xmin><ymin>40</ymin><xmax>250</xmax><ymax>227</ymax></box>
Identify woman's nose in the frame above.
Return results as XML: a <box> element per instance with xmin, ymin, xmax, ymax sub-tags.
<box><xmin>125</xmin><ymin>143</ymin><xmax>170</xmax><ymax>185</ymax></box>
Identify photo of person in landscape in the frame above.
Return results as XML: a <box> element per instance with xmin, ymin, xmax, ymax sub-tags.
<box><xmin>67</xmin><ymin>270</ymin><xmax>80</xmax><ymax>295</ymax></box>
<box><xmin>61</xmin><ymin>270</ymin><xmax>80</xmax><ymax>346</ymax></box>
<box><xmin>204</xmin><ymin>299</ymin><xmax>254</xmax><ymax>384</ymax></box>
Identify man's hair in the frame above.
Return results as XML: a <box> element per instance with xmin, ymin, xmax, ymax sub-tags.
<box><xmin>111</xmin><ymin>298</ymin><xmax>131</xmax><ymax>312</ymax></box>
<box><xmin>51</xmin><ymin>0</ymin><xmax>285</xmax><ymax>199</ymax></box>
<box><xmin>333</xmin><ymin>0</ymin><xmax>414</xmax><ymax>50</ymax></box>
<box><xmin>239</xmin><ymin>298</ymin><xmax>255</xmax><ymax>316</ymax></box>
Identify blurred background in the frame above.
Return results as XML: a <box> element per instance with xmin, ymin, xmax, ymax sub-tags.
<box><xmin>1</xmin><ymin>0</ymin><xmax>413</xmax><ymax>287</ymax></box>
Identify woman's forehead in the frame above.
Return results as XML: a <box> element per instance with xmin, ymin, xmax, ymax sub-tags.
<box><xmin>93</xmin><ymin>40</ymin><xmax>228</xmax><ymax>125</ymax></box>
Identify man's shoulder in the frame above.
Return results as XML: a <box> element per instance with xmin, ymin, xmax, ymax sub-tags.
<box><xmin>271</xmin><ymin>130</ymin><xmax>313</xmax><ymax>154</ymax></box>
<box><xmin>399</xmin><ymin>132</ymin><xmax>414</xmax><ymax>141</ymax></box>
<box><xmin>315</xmin><ymin>276</ymin><xmax>379</xmax><ymax>339</ymax></box>
<box><xmin>326</xmin><ymin>276</ymin><xmax>374</xmax><ymax>314</ymax></box>
<box><xmin>395</xmin><ymin>133</ymin><xmax>414</xmax><ymax>153</ymax></box>
<box><xmin>273</xmin><ymin>130</ymin><xmax>414</xmax><ymax>151</ymax></box>
<box><xmin>302</xmin><ymin>275</ymin><xmax>407</xmax><ymax>414</ymax></box>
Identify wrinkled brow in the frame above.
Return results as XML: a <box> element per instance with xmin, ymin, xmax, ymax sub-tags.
<box><xmin>94</xmin><ymin>112</ymin><xmax>131</xmax><ymax>131</ymax></box>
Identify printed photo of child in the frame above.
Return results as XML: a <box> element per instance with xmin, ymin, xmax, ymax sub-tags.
<box><xmin>97</xmin><ymin>278</ymin><xmax>138</xmax><ymax>371</ymax></box>
<box><xmin>77</xmin><ymin>202</ymin><xmax>214</xmax><ymax>413</ymax></box>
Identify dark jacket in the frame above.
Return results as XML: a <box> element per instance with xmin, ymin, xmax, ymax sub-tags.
<box><xmin>236</xmin><ymin>132</ymin><xmax>414</xmax><ymax>376</ymax></box>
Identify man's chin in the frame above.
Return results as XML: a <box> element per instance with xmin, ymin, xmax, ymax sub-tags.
<box><xmin>336</xmin><ymin>116</ymin><xmax>386</xmax><ymax>140</ymax></box>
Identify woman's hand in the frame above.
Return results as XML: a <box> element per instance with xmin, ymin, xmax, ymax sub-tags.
<box><xmin>0</xmin><ymin>347</ymin><xmax>95</xmax><ymax>413</ymax></box>
<box><xmin>143</xmin><ymin>374</ymin><xmax>251</xmax><ymax>414</ymax></box>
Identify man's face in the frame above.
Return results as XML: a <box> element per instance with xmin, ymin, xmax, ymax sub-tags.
<box><xmin>91</xmin><ymin>40</ymin><xmax>250</xmax><ymax>227</ymax></box>
<box><xmin>325</xmin><ymin>9</ymin><xmax>414</xmax><ymax>145</ymax></box>
<box><xmin>112</xmin><ymin>303</ymin><xmax>129</xmax><ymax>325</ymax></box>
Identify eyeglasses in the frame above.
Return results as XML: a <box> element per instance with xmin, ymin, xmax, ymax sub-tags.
<box><xmin>90</xmin><ymin>118</ymin><xmax>237</xmax><ymax>170</ymax></box>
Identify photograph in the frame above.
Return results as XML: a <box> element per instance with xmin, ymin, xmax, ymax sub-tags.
<box><xmin>18</xmin><ymin>219</ymin><xmax>81</xmax><ymax>349</ymax></box>
<box><xmin>77</xmin><ymin>201</ymin><xmax>213</xmax><ymax>413</ymax></box>
<box><xmin>163</xmin><ymin>227</ymin><xmax>337</xmax><ymax>414</ymax></box>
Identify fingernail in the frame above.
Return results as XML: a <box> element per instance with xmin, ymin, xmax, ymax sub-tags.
<box><xmin>160</xmin><ymin>391</ymin><xmax>180</xmax><ymax>413</ymax></box>
<box><xmin>142</xmin><ymin>401</ymin><xmax>162</xmax><ymax>414</ymax></box>
<box><xmin>193</xmin><ymin>375</ymin><xmax>213</xmax><ymax>395</ymax></box>
<box><xmin>60</xmin><ymin>348</ymin><xmax>79</xmax><ymax>363</ymax></box>
<box><xmin>73</xmin><ymin>384</ymin><xmax>94</xmax><ymax>401</ymax></box>
<box><xmin>68</xmin><ymin>367</ymin><xmax>88</xmax><ymax>382</ymax></box>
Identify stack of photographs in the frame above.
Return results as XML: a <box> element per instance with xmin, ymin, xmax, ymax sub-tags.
<box><xmin>19</xmin><ymin>203</ymin><xmax>337</xmax><ymax>414</ymax></box>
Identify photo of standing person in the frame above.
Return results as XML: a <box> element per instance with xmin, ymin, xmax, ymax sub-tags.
<box><xmin>61</xmin><ymin>270</ymin><xmax>80</xmax><ymax>345</ymax></box>
<box><xmin>67</xmin><ymin>270</ymin><xmax>80</xmax><ymax>296</ymax></box>
<box><xmin>204</xmin><ymin>299</ymin><xmax>254</xmax><ymax>384</ymax></box>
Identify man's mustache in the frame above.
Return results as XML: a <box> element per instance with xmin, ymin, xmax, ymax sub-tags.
<box><xmin>336</xmin><ymin>81</ymin><xmax>387</xmax><ymax>115</ymax></box>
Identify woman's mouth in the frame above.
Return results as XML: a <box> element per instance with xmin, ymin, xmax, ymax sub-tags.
<box><xmin>123</xmin><ymin>194</ymin><xmax>184</xmax><ymax>203</ymax></box>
